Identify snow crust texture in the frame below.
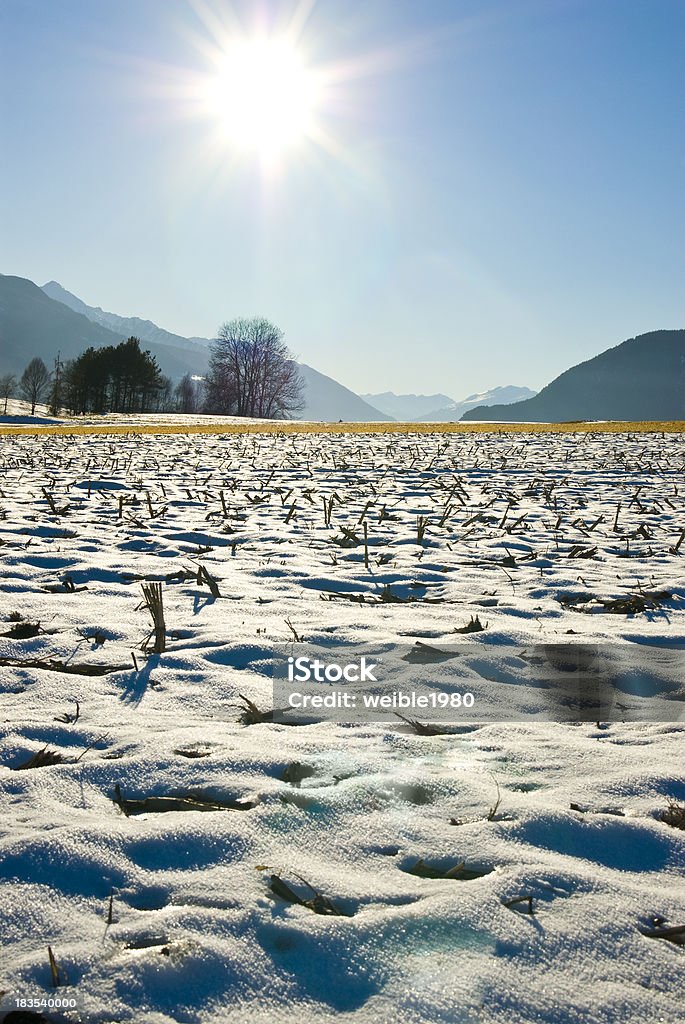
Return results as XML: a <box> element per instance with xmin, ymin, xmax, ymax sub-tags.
<box><xmin>0</xmin><ymin>430</ymin><xmax>684</xmax><ymax>1024</ymax></box>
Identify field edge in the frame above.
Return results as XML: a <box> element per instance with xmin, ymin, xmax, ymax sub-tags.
<box><xmin>1</xmin><ymin>419</ymin><xmax>684</xmax><ymax>437</ymax></box>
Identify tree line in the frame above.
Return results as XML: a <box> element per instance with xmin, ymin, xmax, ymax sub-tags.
<box><xmin>63</xmin><ymin>338</ymin><xmax>169</xmax><ymax>414</ymax></box>
<box><xmin>1</xmin><ymin>318</ymin><xmax>304</xmax><ymax>419</ymax></box>
<box><xmin>1</xmin><ymin>339</ymin><xmax>169</xmax><ymax>416</ymax></box>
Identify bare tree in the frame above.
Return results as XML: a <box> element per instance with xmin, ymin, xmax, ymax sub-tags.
<box><xmin>0</xmin><ymin>374</ymin><xmax>16</xmax><ymax>415</ymax></box>
<box><xmin>20</xmin><ymin>357</ymin><xmax>51</xmax><ymax>415</ymax></box>
<box><xmin>155</xmin><ymin>375</ymin><xmax>174</xmax><ymax>413</ymax></box>
<box><xmin>174</xmin><ymin>373</ymin><xmax>200</xmax><ymax>414</ymax></box>
<box><xmin>204</xmin><ymin>318</ymin><xmax>304</xmax><ymax>419</ymax></box>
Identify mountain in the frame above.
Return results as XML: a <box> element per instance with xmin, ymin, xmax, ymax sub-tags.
<box><xmin>41</xmin><ymin>278</ymin><xmax>389</xmax><ymax>421</ymax></box>
<box><xmin>2</xmin><ymin>274</ymin><xmax>391</xmax><ymax>421</ymax></box>
<box><xmin>360</xmin><ymin>392</ymin><xmax>453</xmax><ymax>420</ymax></box>
<box><xmin>461</xmin><ymin>330</ymin><xmax>685</xmax><ymax>422</ymax></box>
<box><xmin>298</xmin><ymin>366</ymin><xmax>393</xmax><ymax>421</ymax></box>
<box><xmin>417</xmin><ymin>386</ymin><xmax>537</xmax><ymax>421</ymax></box>
<box><xmin>41</xmin><ymin>281</ymin><xmax>211</xmax><ymax>356</ymax></box>
<box><xmin>0</xmin><ymin>275</ymin><xmax>207</xmax><ymax>380</ymax></box>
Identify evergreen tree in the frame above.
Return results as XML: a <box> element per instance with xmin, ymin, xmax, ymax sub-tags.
<box><xmin>63</xmin><ymin>338</ymin><xmax>164</xmax><ymax>414</ymax></box>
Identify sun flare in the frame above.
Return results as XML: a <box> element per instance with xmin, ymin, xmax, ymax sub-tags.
<box><xmin>204</xmin><ymin>37</ymin><xmax>321</xmax><ymax>159</ymax></box>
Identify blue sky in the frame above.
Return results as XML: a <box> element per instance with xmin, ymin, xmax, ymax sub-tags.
<box><xmin>1</xmin><ymin>0</ymin><xmax>683</xmax><ymax>397</ymax></box>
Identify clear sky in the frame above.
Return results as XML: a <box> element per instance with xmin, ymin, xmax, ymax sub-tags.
<box><xmin>1</xmin><ymin>0</ymin><xmax>683</xmax><ymax>398</ymax></box>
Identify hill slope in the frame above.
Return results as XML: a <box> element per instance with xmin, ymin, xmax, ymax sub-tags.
<box><xmin>462</xmin><ymin>330</ymin><xmax>685</xmax><ymax>422</ymax></box>
<box><xmin>0</xmin><ymin>275</ymin><xmax>208</xmax><ymax>380</ymax></box>
<box><xmin>361</xmin><ymin>392</ymin><xmax>453</xmax><ymax>420</ymax></box>
<box><xmin>298</xmin><ymin>365</ymin><xmax>393</xmax><ymax>421</ymax></box>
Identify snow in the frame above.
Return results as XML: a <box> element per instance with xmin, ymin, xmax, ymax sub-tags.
<box><xmin>0</xmin><ymin>399</ymin><xmax>62</xmax><ymax>425</ymax></box>
<box><xmin>0</xmin><ymin>428</ymin><xmax>684</xmax><ymax>1023</ymax></box>
<box><xmin>0</xmin><ymin>407</ymin><xmax>288</xmax><ymax>430</ymax></box>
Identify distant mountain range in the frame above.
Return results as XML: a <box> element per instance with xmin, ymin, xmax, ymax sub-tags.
<box><xmin>361</xmin><ymin>392</ymin><xmax>455</xmax><ymax>420</ymax></box>
<box><xmin>462</xmin><ymin>330</ymin><xmax>685</xmax><ymax>421</ymax></box>
<box><xmin>363</xmin><ymin>386</ymin><xmax>537</xmax><ymax>422</ymax></box>
<box><xmin>415</xmin><ymin>386</ymin><xmax>537</xmax><ymax>421</ymax></box>
<box><xmin>0</xmin><ymin>274</ymin><xmax>390</xmax><ymax>421</ymax></box>
<box><xmin>4</xmin><ymin>274</ymin><xmax>679</xmax><ymax>423</ymax></box>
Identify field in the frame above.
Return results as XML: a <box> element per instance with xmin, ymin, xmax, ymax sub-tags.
<box><xmin>1</xmin><ymin>427</ymin><xmax>684</xmax><ymax>1024</ymax></box>
<box><xmin>1</xmin><ymin>416</ymin><xmax>685</xmax><ymax>437</ymax></box>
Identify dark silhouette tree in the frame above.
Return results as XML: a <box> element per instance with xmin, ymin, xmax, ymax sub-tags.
<box><xmin>204</xmin><ymin>318</ymin><xmax>303</xmax><ymax>418</ymax></box>
<box><xmin>156</xmin><ymin>375</ymin><xmax>173</xmax><ymax>412</ymax></box>
<box><xmin>20</xmin><ymin>357</ymin><xmax>51</xmax><ymax>414</ymax></box>
<box><xmin>63</xmin><ymin>347</ymin><xmax>108</xmax><ymax>413</ymax></box>
<box><xmin>0</xmin><ymin>373</ymin><xmax>16</xmax><ymax>415</ymax></box>
<box><xmin>63</xmin><ymin>338</ymin><xmax>164</xmax><ymax>414</ymax></box>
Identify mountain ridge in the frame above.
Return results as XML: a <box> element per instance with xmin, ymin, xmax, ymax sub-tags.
<box><xmin>361</xmin><ymin>386</ymin><xmax>537</xmax><ymax>421</ymax></box>
<box><xmin>461</xmin><ymin>330</ymin><xmax>685</xmax><ymax>421</ymax></box>
<box><xmin>42</xmin><ymin>281</ymin><xmax>212</xmax><ymax>354</ymax></box>
<box><xmin>0</xmin><ymin>274</ymin><xmax>390</xmax><ymax>422</ymax></box>
<box><xmin>416</xmin><ymin>386</ymin><xmax>537</xmax><ymax>421</ymax></box>
<box><xmin>0</xmin><ymin>274</ymin><xmax>204</xmax><ymax>381</ymax></box>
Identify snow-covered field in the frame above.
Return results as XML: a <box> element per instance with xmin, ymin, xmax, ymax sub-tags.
<box><xmin>1</xmin><ymin>429</ymin><xmax>684</xmax><ymax>1024</ymax></box>
<box><xmin>0</xmin><ymin>401</ymin><xmax>282</xmax><ymax>430</ymax></box>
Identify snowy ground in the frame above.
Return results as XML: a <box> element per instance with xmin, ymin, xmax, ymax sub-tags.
<box><xmin>0</xmin><ymin>399</ymin><xmax>63</xmax><ymax>426</ymax></box>
<box><xmin>0</xmin><ymin>429</ymin><xmax>684</xmax><ymax>1024</ymax></box>
<box><xmin>0</xmin><ymin>401</ymin><xmax>283</xmax><ymax>430</ymax></box>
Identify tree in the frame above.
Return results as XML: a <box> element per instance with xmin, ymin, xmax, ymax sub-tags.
<box><xmin>104</xmin><ymin>337</ymin><xmax>162</xmax><ymax>413</ymax></box>
<box><xmin>204</xmin><ymin>318</ymin><xmax>304</xmax><ymax>419</ymax></box>
<box><xmin>62</xmin><ymin>348</ymin><xmax>110</xmax><ymax>414</ymax></box>
<box><xmin>156</xmin><ymin>375</ymin><xmax>174</xmax><ymax>413</ymax></box>
<box><xmin>174</xmin><ymin>373</ymin><xmax>200</xmax><ymax>414</ymax></box>
<box><xmin>20</xmin><ymin>357</ymin><xmax>51</xmax><ymax>415</ymax></box>
<box><xmin>0</xmin><ymin>374</ymin><xmax>16</xmax><ymax>415</ymax></box>
<box><xmin>63</xmin><ymin>338</ymin><xmax>165</xmax><ymax>415</ymax></box>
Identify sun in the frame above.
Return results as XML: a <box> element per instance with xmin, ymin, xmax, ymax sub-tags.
<box><xmin>204</xmin><ymin>37</ymin><xmax>321</xmax><ymax>160</ymax></box>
